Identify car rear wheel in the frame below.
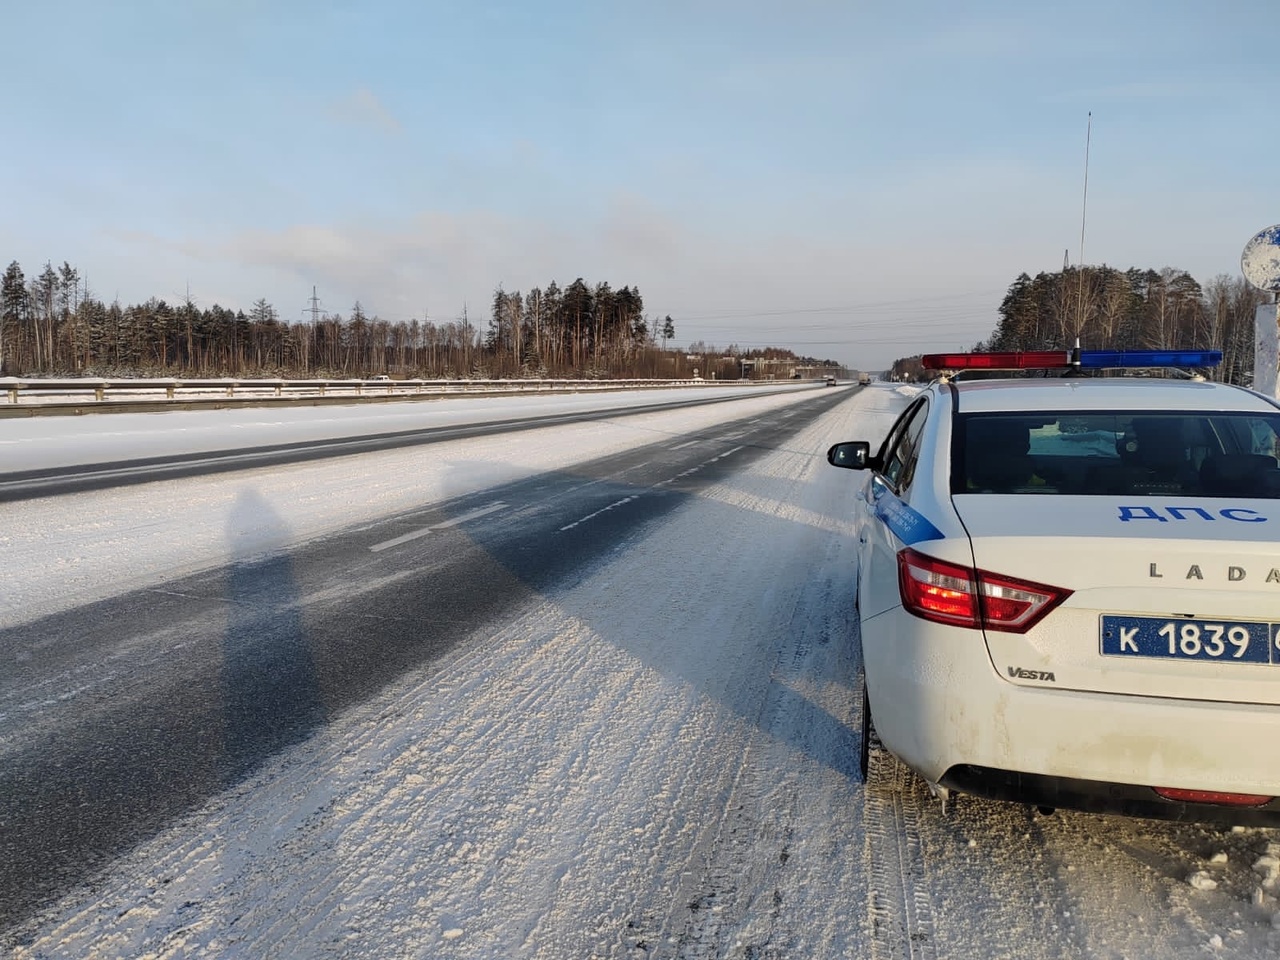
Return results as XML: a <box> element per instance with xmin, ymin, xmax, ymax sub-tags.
<box><xmin>858</xmin><ymin>678</ymin><xmax>872</xmax><ymax>781</ymax></box>
<box><xmin>858</xmin><ymin>679</ymin><xmax>912</xmax><ymax>791</ymax></box>
<box><xmin>858</xmin><ymin>679</ymin><xmax>897</xmax><ymax>785</ymax></box>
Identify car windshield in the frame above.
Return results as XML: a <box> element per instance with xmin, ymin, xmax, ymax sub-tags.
<box><xmin>953</xmin><ymin>411</ymin><xmax>1280</xmax><ymax>497</ymax></box>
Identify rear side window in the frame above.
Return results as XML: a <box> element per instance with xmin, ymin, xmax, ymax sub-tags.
<box><xmin>952</xmin><ymin>411</ymin><xmax>1280</xmax><ymax>497</ymax></box>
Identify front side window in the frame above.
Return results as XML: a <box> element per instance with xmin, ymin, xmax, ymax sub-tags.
<box><xmin>881</xmin><ymin>399</ymin><xmax>929</xmax><ymax>492</ymax></box>
<box><xmin>952</xmin><ymin>411</ymin><xmax>1280</xmax><ymax>497</ymax></box>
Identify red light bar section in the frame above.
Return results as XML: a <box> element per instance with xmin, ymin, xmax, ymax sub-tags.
<box><xmin>1153</xmin><ymin>787</ymin><xmax>1273</xmax><ymax>807</ymax></box>
<box><xmin>921</xmin><ymin>351</ymin><xmax>1070</xmax><ymax>371</ymax></box>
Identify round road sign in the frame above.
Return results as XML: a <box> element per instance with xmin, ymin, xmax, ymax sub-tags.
<box><xmin>1242</xmin><ymin>225</ymin><xmax>1280</xmax><ymax>293</ymax></box>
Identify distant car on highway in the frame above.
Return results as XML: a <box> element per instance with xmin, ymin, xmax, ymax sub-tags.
<box><xmin>827</xmin><ymin>348</ymin><xmax>1280</xmax><ymax>825</ymax></box>
<box><xmin>823</xmin><ymin>375</ymin><xmax>837</xmax><ymax>386</ymax></box>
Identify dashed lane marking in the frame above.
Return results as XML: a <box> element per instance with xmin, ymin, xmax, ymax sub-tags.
<box><xmin>368</xmin><ymin>501</ymin><xmax>508</xmax><ymax>552</ymax></box>
<box><xmin>559</xmin><ymin>495</ymin><xmax>641</xmax><ymax>532</ymax></box>
<box><xmin>559</xmin><ymin>445</ymin><xmax>746</xmax><ymax>533</ymax></box>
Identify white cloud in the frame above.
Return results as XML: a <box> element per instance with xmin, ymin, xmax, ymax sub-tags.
<box><xmin>328</xmin><ymin>86</ymin><xmax>402</xmax><ymax>136</ymax></box>
<box><xmin>95</xmin><ymin>194</ymin><xmax>1097</xmax><ymax>366</ymax></box>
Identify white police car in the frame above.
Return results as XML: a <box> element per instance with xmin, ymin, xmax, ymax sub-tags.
<box><xmin>828</xmin><ymin>349</ymin><xmax>1280</xmax><ymax>824</ymax></box>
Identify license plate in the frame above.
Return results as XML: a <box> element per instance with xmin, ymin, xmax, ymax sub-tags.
<box><xmin>1101</xmin><ymin>616</ymin><xmax>1279</xmax><ymax>664</ymax></box>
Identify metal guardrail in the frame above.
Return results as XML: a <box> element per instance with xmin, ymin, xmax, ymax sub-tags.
<box><xmin>0</xmin><ymin>376</ymin><xmax>785</xmax><ymax>407</ymax></box>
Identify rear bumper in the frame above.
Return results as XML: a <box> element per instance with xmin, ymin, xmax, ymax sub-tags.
<box><xmin>862</xmin><ymin>606</ymin><xmax>1280</xmax><ymax>820</ymax></box>
<box><xmin>939</xmin><ymin>765</ymin><xmax>1280</xmax><ymax>826</ymax></box>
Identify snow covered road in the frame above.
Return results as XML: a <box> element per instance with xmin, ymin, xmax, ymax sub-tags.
<box><xmin>4</xmin><ymin>385</ymin><xmax>1280</xmax><ymax>959</ymax></box>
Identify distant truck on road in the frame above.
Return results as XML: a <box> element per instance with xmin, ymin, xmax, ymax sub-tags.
<box><xmin>857</xmin><ymin>372</ymin><xmax>872</xmax><ymax>386</ymax></box>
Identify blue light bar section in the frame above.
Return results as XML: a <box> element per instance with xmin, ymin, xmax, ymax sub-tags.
<box><xmin>1078</xmin><ymin>349</ymin><xmax>1222</xmax><ymax>369</ymax></box>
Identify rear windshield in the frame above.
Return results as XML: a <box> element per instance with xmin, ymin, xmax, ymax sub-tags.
<box><xmin>952</xmin><ymin>411</ymin><xmax>1280</xmax><ymax>497</ymax></box>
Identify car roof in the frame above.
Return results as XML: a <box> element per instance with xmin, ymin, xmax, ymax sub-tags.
<box><xmin>941</xmin><ymin>377</ymin><xmax>1279</xmax><ymax>415</ymax></box>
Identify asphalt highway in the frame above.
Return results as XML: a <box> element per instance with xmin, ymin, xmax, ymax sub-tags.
<box><xmin>0</xmin><ymin>387</ymin><xmax>852</xmax><ymax>933</ymax></box>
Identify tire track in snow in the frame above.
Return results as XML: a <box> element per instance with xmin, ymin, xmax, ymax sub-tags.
<box><xmin>662</xmin><ymin>415</ymin><xmax>868</xmax><ymax>959</ymax></box>
<box><xmin>864</xmin><ymin>752</ymin><xmax>938</xmax><ymax>960</ymax></box>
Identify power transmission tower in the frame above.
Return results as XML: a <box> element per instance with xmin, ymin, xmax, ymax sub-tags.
<box><xmin>300</xmin><ymin>286</ymin><xmax>329</xmax><ymax>376</ymax></box>
<box><xmin>303</xmin><ymin>286</ymin><xmax>327</xmax><ymax>324</ymax></box>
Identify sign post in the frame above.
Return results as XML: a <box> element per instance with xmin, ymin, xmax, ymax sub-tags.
<box><xmin>1242</xmin><ymin>225</ymin><xmax>1280</xmax><ymax>399</ymax></box>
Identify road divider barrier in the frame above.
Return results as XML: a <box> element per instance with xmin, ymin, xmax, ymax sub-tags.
<box><xmin>0</xmin><ymin>376</ymin><xmax>801</xmax><ymax>416</ymax></box>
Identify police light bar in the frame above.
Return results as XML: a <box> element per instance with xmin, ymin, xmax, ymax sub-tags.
<box><xmin>920</xmin><ymin>348</ymin><xmax>1223</xmax><ymax>372</ymax></box>
<box><xmin>920</xmin><ymin>351</ymin><xmax>1069</xmax><ymax>371</ymax></box>
<box><xmin>1077</xmin><ymin>349</ymin><xmax>1222</xmax><ymax>369</ymax></box>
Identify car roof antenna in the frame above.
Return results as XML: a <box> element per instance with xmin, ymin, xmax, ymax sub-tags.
<box><xmin>1064</xmin><ymin>337</ymin><xmax>1085</xmax><ymax>377</ymax></box>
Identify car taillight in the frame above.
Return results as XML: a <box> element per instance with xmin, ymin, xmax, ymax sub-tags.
<box><xmin>897</xmin><ymin>548</ymin><xmax>1071</xmax><ymax>634</ymax></box>
<box><xmin>897</xmin><ymin>550</ymin><xmax>978</xmax><ymax>627</ymax></box>
<box><xmin>1153</xmin><ymin>788</ymin><xmax>1273</xmax><ymax>807</ymax></box>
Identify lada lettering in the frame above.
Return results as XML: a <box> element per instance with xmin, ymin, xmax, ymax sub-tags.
<box><xmin>1007</xmin><ymin>667</ymin><xmax>1056</xmax><ymax>682</ymax></box>
<box><xmin>1148</xmin><ymin>563</ymin><xmax>1280</xmax><ymax>583</ymax></box>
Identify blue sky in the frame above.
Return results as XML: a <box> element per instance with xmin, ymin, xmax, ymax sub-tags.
<box><xmin>2</xmin><ymin>0</ymin><xmax>1276</xmax><ymax>369</ymax></box>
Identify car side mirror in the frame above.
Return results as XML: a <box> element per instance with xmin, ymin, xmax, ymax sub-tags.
<box><xmin>827</xmin><ymin>441</ymin><xmax>872</xmax><ymax>470</ymax></box>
